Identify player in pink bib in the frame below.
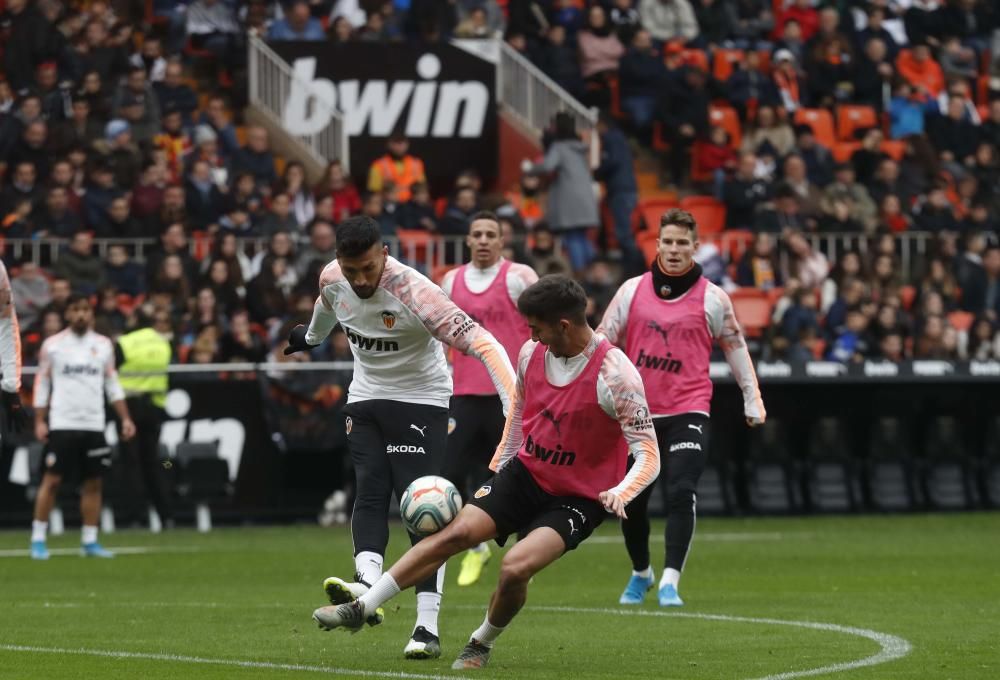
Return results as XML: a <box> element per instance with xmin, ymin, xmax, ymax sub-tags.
<box><xmin>313</xmin><ymin>276</ymin><xmax>660</xmax><ymax>670</ymax></box>
<box><xmin>598</xmin><ymin>208</ymin><xmax>766</xmax><ymax>607</ymax></box>
<box><xmin>440</xmin><ymin>211</ymin><xmax>537</xmax><ymax>586</ymax></box>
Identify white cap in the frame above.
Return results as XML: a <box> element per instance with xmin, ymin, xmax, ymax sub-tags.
<box><xmin>774</xmin><ymin>49</ymin><xmax>795</xmax><ymax>64</ymax></box>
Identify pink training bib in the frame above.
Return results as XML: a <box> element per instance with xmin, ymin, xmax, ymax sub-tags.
<box><xmin>624</xmin><ymin>272</ymin><xmax>713</xmax><ymax>415</ymax></box>
<box><xmin>517</xmin><ymin>339</ymin><xmax>627</xmax><ymax>500</ymax></box>
<box><xmin>451</xmin><ymin>261</ymin><xmax>530</xmax><ymax>396</ymax></box>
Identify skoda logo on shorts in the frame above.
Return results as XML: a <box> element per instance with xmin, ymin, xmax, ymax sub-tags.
<box><xmin>474</xmin><ymin>485</ymin><xmax>491</xmax><ymax>499</ymax></box>
<box><xmin>345</xmin><ymin>417</ymin><xmax>352</xmax><ymax>435</ymax></box>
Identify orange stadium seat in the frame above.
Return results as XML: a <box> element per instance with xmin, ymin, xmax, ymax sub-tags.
<box><xmin>795</xmin><ymin>108</ymin><xmax>837</xmax><ymax>150</ymax></box>
<box><xmin>730</xmin><ymin>289</ymin><xmax>772</xmax><ymax>338</ymax></box>
<box><xmin>709</xmin><ymin>103</ymin><xmax>742</xmax><ymax>148</ymax></box>
<box><xmin>652</xmin><ymin>121</ymin><xmax>670</xmax><ymax>152</ymax></box>
<box><xmin>833</xmin><ymin>141</ymin><xmax>862</xmax><ymax>163</ymax></box>
<box><xmin>681</xmin><ymin>48</ymin><xmax>709</xmax><ymax>73</ymax></box>
<box><xmin>713</xmin><ymin>49</ymin><xmax>745</xmax><ymax>82</ymax></box>
<box><xmin>836</xmin><ymin>105</ymin><xmax>879</xmax><ymax>141</ymax></box>
<box><xmin>431</xmin><ymin>264</ymin><xmax>458</xmax><ymax>285</ymax></box>
<box><xmin>720</xmin><ymin>229</ymin><xmax>754</xmax><ymax>262</ymax></box>
<box><xmin>899</xmin><ymin>285</ymin><xmax>916</xmax><ymax>311</ymax></box>
<box><xmin>880</xmin><ymin>140</ymin><xmax>906</xmax><ymax>160</ymax></box>
<box><xmin>947</xmin><ymin>310</ymin><xmax>974</xmax><ymax>332</ymax></box>
<box><xmin>680</xmin><ymin>195</ymin><xmax>726</xmax><ymax>234</ymax></box>
<box><xmin>637</xmin><ymin>198</ymin><xmax>679</xmax><ymax>234</ymax></box>
<box><xmin>396</xmin><ymin>229</ymin><xmax>436</xmax><ymax>266</ymax></box>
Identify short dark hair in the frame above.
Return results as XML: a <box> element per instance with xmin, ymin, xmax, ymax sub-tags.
<box><xmin>335</xmin><ymin>216</ymin><xmax>381</xmax><ymax>258</ymax></box>
<box><xmin>517</xmin><ymin>275</ymin><xmax>587</xmax><ymax>325</ymax></box>
<box><xmin>469</xmin><ymin>210</ymin><xmax>499</xmax><ymax>225</ymax></box>
<box><xmin>660</xmin><ymin>208</ymin><xmax>698</xmax><ymax>239</ymax></box>
<box><xmin>66</xmin><ymin>293</ymin><xmax>91</xmax><ymax>308</ymax></box>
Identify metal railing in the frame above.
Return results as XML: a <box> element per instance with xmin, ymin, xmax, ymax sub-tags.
<box><xmin>497</xmin><ymin>41</ymin><xmax>599</xmax><ymax>163</ymax></box>
<box><xmin>1</xmin><ymin>231</ymin><xmax>937</xmax><ymax>281</ymax></box>
<box><xmin>247</xmin><ymin>33</ymin><xmax>349</xmax><ymax>172</ymax></box>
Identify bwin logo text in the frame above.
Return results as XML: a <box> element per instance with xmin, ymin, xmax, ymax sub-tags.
<box><xmin>283</xmin><ymin>54</ymin><xmax>489</xmax><ymax>138</ymax></box>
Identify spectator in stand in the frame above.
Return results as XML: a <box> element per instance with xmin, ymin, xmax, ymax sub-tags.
<box><xmin>278</xmin><ymin>161</ymin><xmax>315</xmax><ymax>227</ymax></box>
<box><xmin>76</xmin><ymin>71</ymin><xmax>113</xmax><ymax>125</ymax></box>
<box><xmin>578</xmin><ymin>5</ymin><xmax>624</xmax><ymax>107</ymax></box>
<box><xmin>39</xmin><ymin>277</ymin><xmax>73</xmax><ymax>321</ymax></box>
<box><xmin>522</xmin><ymin>112</ymin><xmax>600</xmax><ymax>272</ymax></box>
<box><xmin>184</xmin><ymin>159</ymin><xmax>226</xmax><ymax>231</ymax></box>
<box><xmin>784</xmin><ymin>228</ymin><xmax>829</xmax><ymax>288</ymax></box>
<box><xmin>771</xmin><ymin>49</ymin><xmax>803</xmax><ymax>113</ymax></box>
<box><xmin>50</xmin><ymin>96</ymin><xmax>103</xmax><ymax>156</ymax></box>
<box><xmin>100</xmin><ymin>195</ymin><xmax>144</xmax><ymax>239</ymax></box>
<box><xmin>104</xmin><ymin>243</ymin><xmax>146</xmax><ymax>297</ymax></box>
<box><xmin>224</xmin><ymin>171</ymin><xmax>265</xmax><ymax>224</ymax></box>
<box><xmin>439</xmin><ymin>186</ymin><xmax>478</xmax><ymax>236</ymax></box>
<box><xmin>780</xmin><ymin>285</ymin><xmax>820</xmax><ymax>346</ymax></box>
<box><xmin>550</xmin><ymin>0</ymin><xmax>584</xmax><ymax>41</ymax></box>
<box><xmin>896</xmin><ymin>42</ymin><xmax>945</xmax><ymax>97</ymax></box>
<box><xmin>537</xmin><ymin>25</ymin><xmax>586</xmax><ymax>101</ymax></box>
<box><xmin>756</xmin><ymin>183</ymin><xmax>814</xmax><ymax>232</ymax></box>
<box><xmin>821</xmin><ymin>250</ymin><xmax>864</xmax><ymax>314</ymax></box>
<box><xmin>186</xmin><ymin>0</ymin><xmax>244</xmax><ymax>65</ymax></box>
<box><xmin>778</xmin><ymin>0</ymin><xmax>818</xmax><ymax>42</ymax></box>
<box><xmin>0</xmin><ymin>95</ymin><xmax>43</xmax><ymax>164</ymax></box>
<box><xmin>868</xmin><ymin>158</ymin><xmax>911</xmax><ymax>212</ymax></box>
<box><xmin>618</xmin><ymin>29</ymin><xmax>667</xmax><ymax>133</ymax></box>
<box><xmin>868</xmin><ymin>252</ymin><xmax>902</xmax><ymax>303</ymax></box>
<box><xmin>454</xmin><ymin>6</ymin><xmax>496</xmax><ymax>39</ymax></box>
<box><xmin>186</xmin><ymin>125</ymin><xmax>228</xmax><ymax>186</ymax></box>
<box><xmin>54</xmin><ymin>231</ymin><xmax>106</xmax><ymax>295</ymax></box>
<box><xmin>366</xmin><ymin>131</ymin><xmax>426</xmax><ymax>203</ymax></box>
<box><xmin>914</xmin><ymin>314</ymin><xmax>958</xmax><ymax>359</ymax></box>
<box><xmin>966</xmin><ymin>316</ymin><xmax>1000</xmax><ymax>360</ymax></box>
<box><xmin>960</xmin><ymin>244</ymin><xmax>1000</xmax><ymax>316</ymax></box>
<box><xmin>826</xmin><ymin>306</ymin><xmax>871</xmax><ymax>363</ymax></box>
<box><xmin>639</xmin><ymin>0</ymin><xmax>699</xmax><ymax>43</ymax></box>
<box><xmin>154</xmin><ymin>61</ymin><xmax>199</xmax><ymax>127</ymax></box>
<box><xmin>727</xmin><ymin>50</ymin><xmax>779</xmax><ymax>122</ymax></box>
<box><xmin>693</xmin><ymin>0</ymin><xmax>736</xmax><ymax>48</ymax></box>
<box><xmin>820</xmin><ymin>197</ymin><xmax>865</xmax><ymax>233</ymax></box>
<box><xmin>850</xmin><ymin>128</ymin><xmax>887</xmax><ymax>187</ymax></box>
<box><xmin>359</xmin><ymin>190</ymin><xmax>397</xmax><ymax>237</ymax></box>
<box><xmin>782</xmin><ymin>153</ymin><xmax>823</xmax><ymax>220</ymax></box>
<box><xmin>268</xmin><ymin>0</ymin><xmax>326</xmax><ymax>40</ymax></box>
<box><xmin>938</xmin><ymin>35</ymin><xmax>979</xmax><ymax>82</ymax></box>
<box><xmin>146</xmin><ymin>222</ymin><xmax>198</xmax><ymax>287</ymax></box>
<box><xmin>316</xmin><ymin>159</ymin><xmax>361</xmax><ymax>222</ymax></box>
<box><xmin>3</xmin><ymin>0</ymin><xmax>60</xmax><ymax>91</ymax></box>
<box><xmin>233</xmin><ymin>126</ymin><xmax>278</xmax><ymax>196</ymax></box>
<box><xmin>919</xmin><ymin>256</ymin><xmax>959</xmax><ymax>309</ymax></box>
<box><xmin>855</xmin><ymin>6</ymin><xmax>898</xmax><ymax>60</ymax></box>
<box><xmin>888</xmin><ymin>82</ymin><xmax>933</xmax><ymax>140</ymax></box>
<box><xmin>82</xmin><ymin>161</ymin><xmax>121</xmax><ymax>231</ymax></box>
<box><xmin>154</xmin><ymin>108</ymin><xmax>194</xmax><ymax>183</ymax></box>
<box><xmin>182</xmin><ymin>286</ymin><xmax>225</xmax><ymax>343</ymax></box>
<box><xmin>93</xmin><ymin>118</ymin><xmax>143</xmax><ymax>191</ymax></box>
<box><xmin>791</xmin><ymin>124</ymin><xmax>833</xmax><ymax>188</ymax></box>
<box><xmin>821</xmin><ymin>163</ymin><xmax>878</xmax><ymax>233</ymax></box>
<box><xmin>0</xmin><ymin>161</ymin><xmax>42</xmax><ymax>217</ymax></box>
<box><xmin>503</xmin><ymin>172</ymin><xmax>546</xmax><ymax>230</ymax></box>
<box><xmin>256</xmin><ymin>192</ymin><xmax>301</xmax><ymax>238</ymax></box>
<box><xmin>927</xmin><ymin>96</ymin><xmax>980</xmax><ymax>175</ymax></box>
<box><xmin>247</xmin><ymin>255</ymin><xmax>294</xmax><ymax>329</ymax></box>
<box><xmin>880</xmin><ymin>195</ymin><xmax>913</xmax><ymax>233</ymax></box>
<box><xmin>723</xmin><ymin>152</ymin><xmax>770</xmax><ymax>229</ymax></box>
<box><xmin>132</xmin><ymin>34</ymin><xmax>167</xmax><ymax>84</ymax></box>
<box><xmin>656</xmin><ymin>65</ymin><xmax>710</xmax><ymax>187</ymax></box>
<box><xmin>740</xmin><ymin>106</ymin><xmax>795</xmax><ymax>159</ymax></box>
<box><xmin>528</xmin><ymin>223</ymin><xmax>573</xmax><ymax>276</ymax></box>
<box><xmin>736</xmin><ymin>232</ymin><xmax>783</xmax><ymax>290</ymax></box>
<box><xmin>93</xmin><ymin>285</ymin><xmax>129</xmax><ymax>338</ymax></box>
<box><xmin>804</xmin><ymin>37</ymin><xmax>854</xmax><ymax>109</ymax></box>
<box><xmin>7</xmin><ymin>120</ymin><xmax>50</xmax><ymax>181</ymax></box>
<box><xmin>204</xmin><ymin>231</ymin><xmax>252</xmax><ymax>284</ymax></box>
<box><xmin>698</xmin><ymin>126</ymin><xmax>738</xmax><ymax>198</ymax></box>
<box><xmin>609</xmin><ymin>0</ymin><xmax>641</xmax><ymax>45</ymax></box>
<box><xmin>397</xmin><ymin>182</ymin><xmax>439</xmax><ymax>232</ymax></box>
<box><xmin>853</xmin><ymin>37</ymin><xmax>895</xmax><ymax>112</ymax></box>
<box><xmin>11</xmin><ymin>260</ymin><xmax>52</xmax><ymax>331</ymax></box>
<box><xmin>218</xmin><ymin>309</ymin><xmax>268</xmax><ymax>363</ymax></box>
<box><xmin>773</xmin><ymin>18</ymin><xmax>806</xmax><ymax>68</ymax></box>
<box><xmin>595</xmin><ymin>113</ymin><xmax>640</xmax><ymax>274</ymax></box>
<box><xmin>198</xmin><ymin>94</ymin><xmax>240</xmax><ymax>161</ymax></box>
<box><xmin>294</xmin><ymin>219</ymin><xmax>337</xmax><ymax>282</ymax></box>
<box><xmin>33</xmin><ymin>186</ymin><xmax>80</xmax><ymax>239</ymax></box>
<box><xmin>201</xmin><ymin>257</ymin><xmax>243</xmax><ymax>316</ymax></box>
<box><xmin>112</xmin><ymin>66</ymin><xmax>161</xmax><ymax>144</ymax></box>
<box><xmin>912</xmin><ymin>180</ymin><xmax>959</xmax><ymax>232</ymax></box>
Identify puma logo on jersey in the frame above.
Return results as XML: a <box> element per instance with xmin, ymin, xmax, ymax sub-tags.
<box><xmin>540</xmin><ymin>409</ymin><xmax>568</xmax><ymax>436</ymax></box>
<box><xmin>647</xmin><ymin>320</ymin><xmax>673</xmax><ymax>348</ymax></box>
<box><xmin>568</xmin><ymin>518</ymin><xmax>578</xmax><ymax>535</ymax></box>
<box><xmin>410</xmin><ymin>424</ymin><xmax>427</xmax><ymax>437</ymax></box>
<box><xmin>688</xmin><ymin>423</ymin><xmax>703</xmax><ymax>434</ymax></box>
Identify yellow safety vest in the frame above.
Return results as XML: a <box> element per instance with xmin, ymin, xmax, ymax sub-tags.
<box><xmin>118</xmin><ymin>328</ymin><xmax>171</xmax><ymax>408</ymax></box>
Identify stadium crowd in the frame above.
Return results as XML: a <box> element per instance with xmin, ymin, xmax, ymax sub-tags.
<box><xmin>0</xmin><ymin>0</ymin><xmax>999</xmax><ymax>372</ymax></box>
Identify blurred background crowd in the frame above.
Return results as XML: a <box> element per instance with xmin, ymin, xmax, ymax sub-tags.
<box><xmin>0</xmin><ymin>0</ymin><xmax>999</xmax><ymax>371</ymax></box>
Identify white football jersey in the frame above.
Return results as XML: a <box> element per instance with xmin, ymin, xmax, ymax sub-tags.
<box><xmin>0</xmin><ymin>260</ymin><xmax>21</xmax><ymax>393</ymax></box>
<box><xmin>33</xmin><ymin>329</ymin><xmax>125</xmax><ymax>432</ymax></box>
<box><xmin>305</xmin><ymin>256</ymin><xmax>515</xmax><ymax>410</ymax></box>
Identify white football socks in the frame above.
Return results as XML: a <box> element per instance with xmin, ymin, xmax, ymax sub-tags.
<box><xmin>471</xmin><ymin>542</ymin><xmax>489</xmax><ymax>554</ymax></box>
<box><xmin>415</xmin><ymin>592</ymin><xmax>441</xmax><ymax>636</ymax></box>
<box><xmin>661</xmin><ymin>568</ymin><xmax>681</xmax><ymax>589</ymax></box>
<box><xmin>355</xmin><ymin>551</ymin><xmax>383</xmax><ymax>586</ymax></box>
<box><xmin>31</xmin><ymin>521</ymin><xmax>47</xmax><ymax>543</ymax></box>
<box><xmin>632</xmin><ymin>566</ymin><xmax>654</xmax><ymax>579</ymax></box>
<box><xmin>82</xmin><ymin>525</ymin><xmax>98</xmax><ymax>545</ymax></box>
<box><xmin>470</xmin><ymin>614</ymin><xmax>505</xmax><ymax>647</ymax></box>
<box><xmin>359</xmin><ymin>573</ymin><xmax>401</xmax><ymax>611</ymax></box>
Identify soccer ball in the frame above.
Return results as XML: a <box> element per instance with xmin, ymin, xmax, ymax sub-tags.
<box><xmin>400</xmin><ymin>475</ymin><xmax>463</xmax><ymax>537</ymax></box>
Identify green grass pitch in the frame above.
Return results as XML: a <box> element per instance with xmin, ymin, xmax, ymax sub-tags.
<box><xmin>1</xmin><ymin>514</ymin><xmax>998</xmax><ymax>679</ymax></box>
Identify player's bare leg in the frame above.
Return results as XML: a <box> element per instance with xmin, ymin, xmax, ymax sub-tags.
<box><xmin>453</xmin><ymin>526</ymin><xmax>565</xmax><ymax>670</ymax></box>
<box><xmin>313</xmin><ymin>506</ymin><xmax>496</xmax><ymax>630</ymax></box>
<box><xmin>30</xmin><ymin>473</ymin><xmax>62</xmax><ymax>560</ymax></box>
<box><xmin>80</xmin><ymin>478</ymin><xmax>113</xmax><ymax>557</ymax></box>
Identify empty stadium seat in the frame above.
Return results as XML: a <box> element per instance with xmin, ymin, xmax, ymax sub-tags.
<box><xmin>745</xmin><ymin>419</ymin><xmax>801</xmax><ymax>514</ymax></box>
<box><xmin>794</xmin><ymin>108</ymin><xmax>837</xmax><ymax>150</ymax></box>
<box><xmin>679</xmin><ymin>195</ymin><xmax>726</xmax><ymax>234</ymax></box>
<box><xmin>865</xmin><ymin>417</ymin><xmax>920</xmax><ymax>511</ymax></box>
<box><xmin>836</xmin><ymin>105</ymin><xmax>878</xmax><ymax>141</ymax></box>
<box><xmin>805</xmin><ymin>418</ymin><xmax>859</xmax><ymax>512</ymax></box>
<box><xmin>709</xmin><ymin>103</ymin><xmax>742</xmax><ymax>148</ymax></box>
<box><xmin>175</xmin><ymin>442</ymin><xmax>231</xmax><ymax>532</ymax></box>
<box><xmin>947</xmin><ymin>310</ymin><xmax>974</xmax><ymax>332</ymax></box>
<box><xmin>832</xmin><ymin>141</ymin><xmax>862</xmax><ymax>163</ymax></box>
<box><xmin>921</xmin><ymin>417</ymin><xmax>976</xmax><ymax>510</ymax></box>
<box><xmin>712</xmin><ymin>49</ymin><xmax>745</xmax><ymax>83</ymax></box>
<box><xmin>730</xmin><ymin>289</ymin><xmax>771</xmax><ymax>338</ymax></box>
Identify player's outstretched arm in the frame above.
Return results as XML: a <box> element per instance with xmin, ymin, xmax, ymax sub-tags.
<box><xmin>488</xmin><ymin>340</ymin><xmax>531</xmax><ymax>472</ymax></box>
<box><xmin>602</xmin><ymin>348</ymin><xmax>660</xmax><ymax>505</ymax></box>
<box><xmin>595</xmin><ymin>277</ymin><xmax>640</xmax><ymax>347</ymax></box>
<box><xmin>709</xmin><ymin>285</ymin><xmax>766</xmax><ymax>427</ymax></box>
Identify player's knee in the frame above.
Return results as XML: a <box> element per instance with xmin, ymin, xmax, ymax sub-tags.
<box><xmin>438</xmin><ymin>519</ymin><xmax>481</xmax><ymax>553</ymax></box>
<box><xmin>665</xmin><ymin>486</ymin><xmax>696</xmax><ymax>513</ymax></box>
<box><xmin>497</xmin><ymin>556</ymin><xmax>533</xmax><ymax>590</ymax></box>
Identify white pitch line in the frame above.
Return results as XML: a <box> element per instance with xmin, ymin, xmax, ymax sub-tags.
<box><xmin>0</xmin><ymin>546</ymin><xmax>202</xmax><ymax>558</ymax></box>
<box><xmin>526</xmin><ymin>606</ymin><xmax>912</xmax><ymax>680</ymax></box>
<box><xmin>2</xmin><ymin>602</ymin><xmax>912</xmax><ymax>679</ymax></box>
<box><xmin>0</xmin><ymin>644</ymin><xmax>451</xmax><ymax>680</ymax></box>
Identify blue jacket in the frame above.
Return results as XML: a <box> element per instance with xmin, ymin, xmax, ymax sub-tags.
<box><xmin>596</xmin><ymin>127</ymin><xmax>637</xmax><ymax>195</ymax></box>
<box><xmin>267</xmin><ymin>19</ymin><xmax>326</xmax><ymax>41</ymax></box>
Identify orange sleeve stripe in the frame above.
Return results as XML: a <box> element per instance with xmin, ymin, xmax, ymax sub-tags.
<box><xmin>471</xmin><ymin>335</ymin><xmax>515</xmax><ymax>400</ymax></box>
<box><xmin>618</xmin><ymin>441</ymin><xmax>659</xmax><ymax>502</ymax></box>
